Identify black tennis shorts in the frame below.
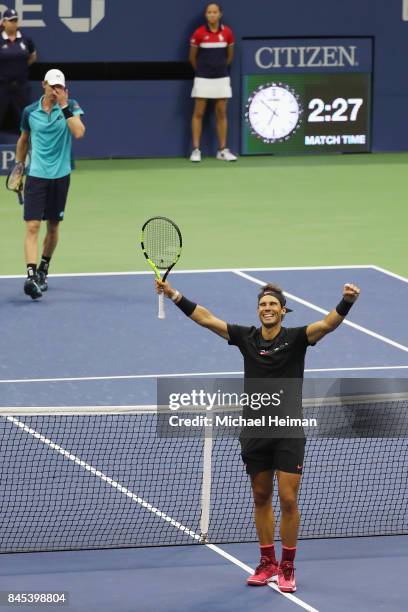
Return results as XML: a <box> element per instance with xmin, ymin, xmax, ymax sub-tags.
<box><xmin>24</xmin><ymin>174</ymin><xmax>70</xmax><ymax>222</ymax></box>
<box><xmin>240</xmin><ymin>437</ymin><xmax>306</xmax><ymax>476</ymax></box>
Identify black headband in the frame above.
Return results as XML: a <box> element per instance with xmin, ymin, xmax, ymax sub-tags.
<box><xmin>259</xmin><ymin>290</ymin><xmax>293</xmax><ymax>312</ymax></box>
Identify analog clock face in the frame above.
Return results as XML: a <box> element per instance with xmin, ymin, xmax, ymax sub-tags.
<box><xmin>247</xmin><ymin>84</ymin><xmax>301</xmax><ymax>142</ymax></box>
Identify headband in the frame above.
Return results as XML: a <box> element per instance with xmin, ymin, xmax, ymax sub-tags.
<box><xmin>259</xmin><ymin>290</ymin><xmax>293</xmax><ymax>313</ymax></box>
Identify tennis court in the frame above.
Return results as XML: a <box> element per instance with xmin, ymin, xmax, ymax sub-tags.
<box><xmin>2</xmin><ymin>0</ymin><xmax>408</xmax><ymax>604</ymax></box>
<box><xmin>1</xmin><ymin>260</ymin><xmax>407</xmax><ymax>612</ymax></box>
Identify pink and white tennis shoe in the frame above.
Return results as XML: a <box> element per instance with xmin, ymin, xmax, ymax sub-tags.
<box><xmin>247</xmin><ymin>557</ymin><xmax>279</xmax><ymax>586</ymax></box>
<box><xmin>277</xmin><ymin>561</ymin><xmax>296</xmax><ymax>592</ymax></box>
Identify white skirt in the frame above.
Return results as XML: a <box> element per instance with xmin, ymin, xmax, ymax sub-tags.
<box><xmin>191</xmin><ymin>76</ymin><xmax>232</xmax><ymax>99</ymax></box>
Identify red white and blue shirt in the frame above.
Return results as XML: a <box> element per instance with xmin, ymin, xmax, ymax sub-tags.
<box><xmin>190</xmin><ymin>24</ymin><xmax>234</xmax><ymax>79</ymax></box>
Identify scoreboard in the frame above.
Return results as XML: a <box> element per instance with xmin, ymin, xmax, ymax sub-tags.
<box><xmin>241</xmin><ymin>38</ymin><xmax>372</xmax><ymax>155</ymax></box>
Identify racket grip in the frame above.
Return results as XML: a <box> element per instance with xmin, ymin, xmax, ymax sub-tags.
<box><xmin>158</xmin><ymin>292</ymin><xmax>166</xmax><ymax>319</ymax></box>
<box><xmin>17</xmin><ymin>191</ymin><xmax>24</xmax><ymax>206</ymax></box>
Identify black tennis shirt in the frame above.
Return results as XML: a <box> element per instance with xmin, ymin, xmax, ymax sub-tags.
<box><xmin>227</xmin><ymin>324</ymin><xmax>315</xmax><ymax>432</ymax></box>
<box><xmin>227</xmin><ymin>324</ymin><xmax>313</xmax><ymax>378</ymax></box>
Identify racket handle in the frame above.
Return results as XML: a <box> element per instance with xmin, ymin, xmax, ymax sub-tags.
<box><xmin>17</xmin><ymin>191</ymin><xmax>24</xmax><ymax>206</ymax></box>
<box><xmin>158</xmin><ymin>292</ymin><xmax>166</xmax><ymax>319</ymax></box>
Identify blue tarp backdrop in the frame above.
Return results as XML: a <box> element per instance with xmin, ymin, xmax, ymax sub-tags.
<box><xmin>1</xmin><ymin>0</ymin><xmax>408</xmax><ymax>157</ymax></box>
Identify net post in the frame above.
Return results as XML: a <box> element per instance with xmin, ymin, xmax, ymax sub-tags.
<box><xmin>199</xmin><ymin>417</ymin><xmax>213</xmax><ymax>544</ymax></box>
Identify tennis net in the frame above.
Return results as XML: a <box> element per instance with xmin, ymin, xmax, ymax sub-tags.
<box><xmin>0</xmin><ymin>391</ymin><xmax>407</xmax><ymax>553</ymax></box>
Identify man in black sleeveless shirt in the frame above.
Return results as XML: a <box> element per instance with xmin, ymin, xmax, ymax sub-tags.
<box><xmin>156</xmin><ymin>278</ymin><xmax>360</xmax><ymax>592</ymax></box>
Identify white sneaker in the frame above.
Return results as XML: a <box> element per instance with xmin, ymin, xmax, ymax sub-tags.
<box><xmin>216</xmin><ymin>148</ymin><xmax>237</xmax><ymax>162</ymax></box>
<box><xmin>190</xmin><ymin>148</ymin><xmax>202</xmax><ymax>162</ymax></box>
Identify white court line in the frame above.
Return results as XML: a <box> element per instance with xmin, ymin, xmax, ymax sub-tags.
<box><xmin>234</xmin><ymin>270</ymin><xmax>408</xmax><ymax>354</ymax></box>
<box><xmin>207</xmin><ymin>543</ymin><xmax>319</xmax><ymax>611</ymax></box>
<box><xmin>1</xmin><ymin>365</ymin><xmax>408</xmax><ymax>385</ymax></box>
<box><xmin>306</xmin><ymin>365</ymin><xmax>408</xmax><ymax>372</ymax></box>
<box><xmin>0</xmin><ymin>371</ymin><xmax>243</xmax><ymax>384</ymax></box>
<box><xmin>0</xmin><ymin>264</ymin><xmax>375</xmax><ymax>280</ymax></box>
<box><xmin>371</xmin><ymin>265</ymin><xmax>408</xmax><ymax>284</ymax></box>
<box><xmin>1</xmin><ymin>264</ymin><xmax>405</xmax><ymax>284</ymax></box>
<box><xmin>4</xmin><ymin>414</ymin><xmax>318</xmax><ymax>612</ymax></box>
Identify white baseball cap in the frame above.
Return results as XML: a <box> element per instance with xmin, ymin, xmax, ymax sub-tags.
<box><xmin>43</xmin><ymin>69</ymin><xmax>66</xmax><ymax>87</ymax></box>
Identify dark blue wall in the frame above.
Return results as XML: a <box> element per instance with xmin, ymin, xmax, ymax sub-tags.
<box><xmin>15</xmin><ymin>0</ymin><xmax>406</xmax><ymax>63</ymax></box>
<box><xmin>5</xmin><ymin>0</ymin><xmax>408</xmax><ymax>156</ymax></box>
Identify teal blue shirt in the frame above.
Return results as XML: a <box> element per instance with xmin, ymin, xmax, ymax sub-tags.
<box><xmin>20</xmin><ymin>97</ymin><xmax>84</xmax><ymax>179</ymax></box>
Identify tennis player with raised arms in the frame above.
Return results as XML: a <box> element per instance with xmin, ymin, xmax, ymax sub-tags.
<box><xmin>155</xmin><ymin>278</ymin><xmax>360</xmax><ymax>592</ymax></box>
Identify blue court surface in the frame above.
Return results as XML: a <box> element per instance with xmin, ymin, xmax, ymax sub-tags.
<box><xmin>0</xmin><ymin>266</ymin><xmax>407</xmax><ymax>612</ymax></box>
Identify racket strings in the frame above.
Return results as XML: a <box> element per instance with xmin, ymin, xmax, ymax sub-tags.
<box><xmin>143</xmin><ymin>218</ymin><xmax>181</xmax><ymax>269</ymax></box>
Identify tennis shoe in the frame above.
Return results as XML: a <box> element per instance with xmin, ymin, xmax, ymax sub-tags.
<box><xmin>247</xmin><ymin>556</ymin><xmax>278</xmax><ymax>586</ymax></box>
<box><xmin>37</xmin><ymin>270</ymin><xmax>48</xmax><ymax>292</ymax></box>
<box><xmin>24</xmin><ymin>277</ymin><xmax>42</xmax><ymax>300</ymax></box>
<box><xmin>278</xmin><ymin>561</ymin><xmax>296</xmax><ymax>592</ymax></box>
<box><xmin>216</xmin><ymin>148</ymin><xmax>237</xmax><ymax>161</ymax></box>
<box><xmin>190</xmin><ymin>148</ymin><xmax>201</xmax><ymax>162</ymax></box>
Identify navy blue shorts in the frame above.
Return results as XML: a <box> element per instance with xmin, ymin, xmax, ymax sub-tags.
<box><xmin>240</xmin><ymin>437</ymin><xmax>306</xmax><ymax>476</ymax></box>
<box><xmin>23</xmin><ymin>175</ymin><xmax>70</xmax><ymax>222</ymax></box>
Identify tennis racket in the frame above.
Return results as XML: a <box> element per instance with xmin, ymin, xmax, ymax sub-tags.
<box><xmin>141</xmin><ymin>216</ymin><xmax>182</xmax><ymax>319</ymax></box>
<box><xmin>6</xmin><ymin>161</ymin><xmax>25</xmax><ymax>205</ymax></box>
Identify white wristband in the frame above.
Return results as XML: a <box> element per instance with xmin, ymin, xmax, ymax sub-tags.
<box><xmin>171</xmin><ymin>290</ymin><xmax>180</xmax><ymax>302</ymax></box>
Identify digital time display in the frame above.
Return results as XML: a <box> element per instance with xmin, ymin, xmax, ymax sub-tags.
<box><xmin>308</xmin><ymin>97</ymin><xmax>363</xmax><ymax>122</ymax></box>
<box><xmin>242</xmin><ymin>73</ymin><xmax>371</xmax><ymax>154</ymax></box>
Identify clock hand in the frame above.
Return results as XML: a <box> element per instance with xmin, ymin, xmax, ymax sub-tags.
<box><xmin>260</xmin><ymin>99</ymin><xmax>275</xmax><ymax>113</ymax></box>
<box><xmin>267</xmin><ymin>109</ymin><xmax>279</xmax><ymax>125</ymax></box>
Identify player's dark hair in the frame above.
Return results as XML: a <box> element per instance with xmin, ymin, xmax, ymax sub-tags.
<box><xmin>257</xmin><ymin>283</ymin><xmax>285</xmax><ymax>305</ymax></box>
<box><xmin>205</xmin><ymin>3</ymin><xmax>222</xmax><ymax>13</ymax></box>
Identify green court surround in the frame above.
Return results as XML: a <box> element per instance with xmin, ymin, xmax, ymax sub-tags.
<box><xmin>1</xmin><ymin>154</ymin><xmax>406</xmax><ymax>277</ymax></box>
